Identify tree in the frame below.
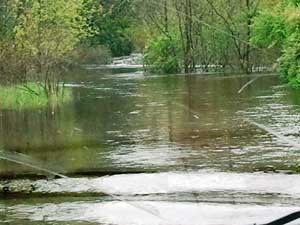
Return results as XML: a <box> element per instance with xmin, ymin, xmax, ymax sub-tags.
<box><xmin>251</xmin><ymin>0</ymin><xmax>300</xmax><ymax>87</ymax></box>
<box><xmin>173</xmin><ymin>0</ymin><xmax>196</xmax><ymax>73</ymax></box>
<box><xmin>86</xmin><ymin>0</ymin><xmax>135</xmax><ymax>57</ymax></box>
<box><xmin>0</xmin><ymin>0</ymin><xmax>25</xmax><ymax>81</ymax></box>
<box><xmin>205</xmin><ymin>0</ymin><xmax>261</xmax><ymax>73</ymax></box>
<box><xmin>137</xmin><ymin>0</ymin><xmax>271</xmax><ymax>74</ymax></box>
<box><xmin>13</xmin><ymin>0</ymin><xmax>90</xmax><ymax>96</ymax></box>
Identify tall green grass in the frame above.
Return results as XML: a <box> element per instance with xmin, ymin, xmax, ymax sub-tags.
<box><xmin>0</xmin><ymin>83</ymin><xmax>72</xmax><ymax>110</ymax></box>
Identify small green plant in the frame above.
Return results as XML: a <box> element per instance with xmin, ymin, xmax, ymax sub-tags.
<box><xmin>0</xmin><ymin>83</ymin><xmax>72</xmax><ymax>110</ymax></box>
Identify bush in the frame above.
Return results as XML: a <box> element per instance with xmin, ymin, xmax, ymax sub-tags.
<box><xmin>144</xmin><ymin>35</ymin><xmax>181</xmax><ymax>74</ymax></box>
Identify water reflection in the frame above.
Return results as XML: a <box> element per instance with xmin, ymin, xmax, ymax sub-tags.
<box><xmin>0</xmin><ymin>72</ymin><xmax>300</xmax><ymax>176</ymax></box>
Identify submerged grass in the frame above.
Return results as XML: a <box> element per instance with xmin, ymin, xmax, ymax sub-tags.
<box><xmin>0</xmin><ymin>83</ymin><xmax>72</xmax><ymax>110</ymax></box>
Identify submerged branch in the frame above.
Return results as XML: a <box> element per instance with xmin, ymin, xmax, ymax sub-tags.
<box><xmin>238</xmin><ymin>76</ymin><xmax>260</xmax><ymax>94</ymax></box>
<box><xmin>0</xmin><ymin>149</ymin><xmax>67</xmax><ymax>178</ymax></box>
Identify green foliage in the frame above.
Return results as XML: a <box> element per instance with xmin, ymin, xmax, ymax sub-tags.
<box><xmin>280</xmin><ymin>32</ymin><xmax>300</xmax><ymax>88</ymax></box>
<box><xmin>0</xmin><ymin>0</ymin><xmax>93</xmax><ymax>97</ymax></box>
<box><xmin>251</xmin><ymin>13</ymin><xmax>287</xmax><ymax>48</ymax></box>
<box><xmin>0</xmin><ymin>1</ymin><xmax>17</xmax><ymax>39</ymax></box>
<box><xmin>194</xmin><ymin>25</ymin><xmax>232</xmax><ymax>69</ymax></box>
<box><xmin>144</xmin><ymin>35</ymin><xmax>181</xmax><ymax>74</ymax></box>
<box><xmin>291</xmin><ymin>0</ymin><xmax>300</xmax><ymax>6</ymax></box>
<box><xmin>0</xmin><ymin>83</ymin><xmax>72</xmax><ymax>110</ymax></box>
<box><xmin>0</xmin><ymin>1</ymin><xmax>24</xmax><ymax>79</ymax></box>
<box><xmin>85</xmin><ymin>0</ymin><xmax>135</xmax><ymax>57</ymax></box>
<box><xmin>14</xmin><ymin>0</ymin><xmax>90</xmax><ymax>65</ymax></box>
<box><xmin>1</xmin><ymin>0</ymin><xmax>298</xmax><ymax>79</ymax></box>
<box><xmin>251</xmin><ymin>0</ymin><xmax>300</xmax><ymax>87</ymax></box>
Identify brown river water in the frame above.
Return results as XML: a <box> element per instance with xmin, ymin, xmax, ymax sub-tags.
<box><xmin>1</xmin><ymin>69</ymin><xmax>300</xmax><ymax>225</ymax></box>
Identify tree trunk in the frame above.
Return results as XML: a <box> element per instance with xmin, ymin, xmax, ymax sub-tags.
<box><xmin>245</xmin><ymin>0</ymin><xmax>252</xmax><ymax>74</ymax></box>
<box><xmin>184</xmin><ymin>0</ymin><xmax>195</xmax><ymax>73</ymax></box>
<box><xmin>163</xmin><ymin>0</ymin><xmax>169</xmax><ymax>34</ymax></box>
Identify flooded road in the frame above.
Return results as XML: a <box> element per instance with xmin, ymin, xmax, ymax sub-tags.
<box><xmin>1</xmin><ymin>70</ymin><xmax>300</xmax><ymax>224</ymax></box>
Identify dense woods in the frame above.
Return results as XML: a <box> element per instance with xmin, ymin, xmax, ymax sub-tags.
<box><xmin>0</xmin><ymin>0</ymin><xmax>299</xmax><ymax>92</ymax></box>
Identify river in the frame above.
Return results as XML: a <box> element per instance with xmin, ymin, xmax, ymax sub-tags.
<box><xmin>0</xmin><ymin>68</ymin><xmax>300</xmax><ymax>224</ymax></box>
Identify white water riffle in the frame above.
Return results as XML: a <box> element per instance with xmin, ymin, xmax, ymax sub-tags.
<box><xmin>86</xmin><ymin>53</ymin><xmax>143</xmax><ymax>69</ymax></box>
<box><xmin>33</xmin><ymin>171</ymin><xmax>300</xmax><ymax>197</ymax></box>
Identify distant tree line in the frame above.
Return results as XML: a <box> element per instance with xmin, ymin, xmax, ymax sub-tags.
<box><xmin>134</xmin><ymin>0</ymin><xmax>280</xmax><ymax>74</ymax></box>
<box><xmin>135</xmin><ymin>0</ymin><xmax>300</xmax><ymax>89</ymax></box>
<box><xmin>0</xmin><ymin>0</ymin><xmax>299</xmax><ymax>89</ymax></box>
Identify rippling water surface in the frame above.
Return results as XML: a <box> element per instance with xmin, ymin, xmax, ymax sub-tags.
<box><xmin>1</xmin><ymin>70</ymin><xmax>300</xmax><ymax>224</ymax></box>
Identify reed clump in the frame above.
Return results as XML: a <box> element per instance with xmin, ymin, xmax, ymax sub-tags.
<box><xmin>0</xmin><ymin>83</ymin><xmax>72</xmax><ymax>110</ymax></box>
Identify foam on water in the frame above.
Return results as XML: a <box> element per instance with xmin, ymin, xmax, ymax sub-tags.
<box><xmin>28</xmin><ymin>172</ymin><xmax>300</xmax><ymax>198</ymax></box>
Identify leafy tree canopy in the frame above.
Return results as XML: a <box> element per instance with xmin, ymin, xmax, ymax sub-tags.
<box><xmin>251</xmin><ymin>0</ymin><xmax>300</xmax><ymax>87</ymax></box>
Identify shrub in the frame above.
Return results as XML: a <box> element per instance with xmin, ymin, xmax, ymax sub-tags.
<box><xmin>144</xmin><ymin>35</ymin><xmax>181</xmax><ymax>74</ymax></box>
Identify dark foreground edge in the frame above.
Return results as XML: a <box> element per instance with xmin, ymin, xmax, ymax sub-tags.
<box><xmin>260</xmin><ymin>211</ymin><xmax>300</xmax><ymax>225</ymax></box>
